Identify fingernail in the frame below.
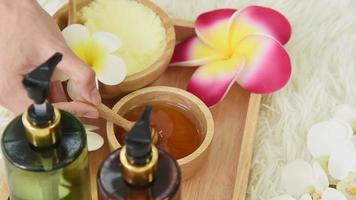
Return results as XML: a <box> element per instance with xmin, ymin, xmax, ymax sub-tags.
<box><xmin>83</xmin><ymin>111</ymin><xmax>99</xmax><ymax>119</ymax></box>
<box><xmin>90</xmin><ymin>89</ymin><xmax>102</xmax><ymax>105</ymax></box>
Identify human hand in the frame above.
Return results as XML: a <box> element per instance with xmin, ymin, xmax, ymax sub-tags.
<box><xmin>0</xmin><ymin>0</ymin><xmax>101</xmax><ymax>118</ymax></box>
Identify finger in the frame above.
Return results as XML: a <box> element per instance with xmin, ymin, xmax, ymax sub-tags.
<box><xmin>57</xmin><ymin>48</ymin><xmax>101</xmax><ymax>105</ymax></box>
<box><xmin>49</xmin><ymin>81</ymin><xmax>67</xmax><ymax>103</ymax></box>
<box><xmin>1</xmin><ymin>76</ymin><xmax>32</xmax><ymax>115</ymax></box>
<box><xmin>54</xmin><ymin>101</ymin><xmax>99</xmax><ymax>119</ymax></box>
<box><xmin>6</xmin><ymin>94</ymin><xmax>32</xmax><ymax>116</ymax></box>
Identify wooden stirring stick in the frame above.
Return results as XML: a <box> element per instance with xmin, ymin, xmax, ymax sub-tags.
<box><xmin>68</xmin><ymin>0</ymin><xmax>78</xmax><ymax>24</ymax></box>
<box><xmin>97</xmin><ymin>103</ymin><xmax>159</xmax><ymax>144</ymax></box>
<box><xmin>97</xmin><ymin>103</ymin><xmax>134</xmax><ymax>131</ymax></box>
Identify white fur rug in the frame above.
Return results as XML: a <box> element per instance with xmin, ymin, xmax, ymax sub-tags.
<box><xmin>1</xmin><ymin>0</ymin><xmax>354</xmax><ymax>199</ymax></box>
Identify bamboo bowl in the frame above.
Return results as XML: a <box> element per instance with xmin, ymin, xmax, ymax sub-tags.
<box><xmin>53</xmin><ymin>0</ymin><xmax>176</xmax><ymax>99</ymax></box>
<box><xmin>106</xmin><ymin>86</ymin><xmax>214</xmax><ymax>181</ymax></box>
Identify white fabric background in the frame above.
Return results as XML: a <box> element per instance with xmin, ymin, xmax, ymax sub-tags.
<box><xmin>2</xmin><ymin>0</ymin><xmax>354</xmax><ymax>199</ymax></box>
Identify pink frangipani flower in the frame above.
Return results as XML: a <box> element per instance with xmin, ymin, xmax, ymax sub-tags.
<box><xmin>170</xmin><ymin>6</ymin><xmax>292</xmax><ymax>107</ymax></box>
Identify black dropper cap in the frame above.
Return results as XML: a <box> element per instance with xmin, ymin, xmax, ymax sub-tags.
<box><xmin>22</xmin><ymin>53</ymin><xmax>63</xmax><ymax>125</ymax></box>
<box><xmin>124</xmin><ymin>106</ymin><xmax>153</xmax><ymax>166</ymax></box>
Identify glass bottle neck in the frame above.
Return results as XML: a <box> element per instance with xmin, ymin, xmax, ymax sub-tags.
<box><xmin>22</xmin><ymin>108</ymin><xmax>61</xmax><ymax>148</ymax></box>
<box><xmin>120</xmin><ymin>145</ymin><xmax>159</xmax><ymax>186</ymax></box>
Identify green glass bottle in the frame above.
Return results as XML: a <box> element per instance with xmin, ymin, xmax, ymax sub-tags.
<box><xmin>1</xmin><ymin>53</ymin><xmax>91</xmax><ymax>200</ymax></box>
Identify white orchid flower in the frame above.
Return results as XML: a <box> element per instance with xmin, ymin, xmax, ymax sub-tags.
<box><xmin>334</xmin><ymin>104</ymin><xmax>356</xmax><ymax>131</ymax></box>
<box><xmin>307</xmin><ymin>118</ymin><xmax>356</xmax><ymax>180</ymax></box>
<box><xmin>58</xmin><ymin>24</ymin><xmax>127</xmax><ymax>100</ymax></box>
<box><xmin>307</xmin><ymin>119</ymin><xmax>353</xmax><ymax>158</ymax></box>
<box><xmin>83</xmin><ymin>124</ymin><xmax>104</xmax><ymax>151</ymax></box>
<box><xmin>337</xmin><ymin>172</ymin><xmax>356</xmax><ymax>199</ymax></box>
<box><xmin>328</xmin><ymin>140</ymin><xmax>356</xmax><ymax>180</ymax></box>
<box><xmin>271</xmin><ymin>195</ymin><xmax>296</xmax><ymax>200</ymax></box>
<box><xmin>271</xmin><ymin>160</ymin><xmax>347</xmax><ymax>200</ymax></box>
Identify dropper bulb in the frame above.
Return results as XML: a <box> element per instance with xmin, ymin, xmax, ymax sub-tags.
<box><xmin>23</xmin><ymin>53</ymin><xmax>62</xmax><ymax>104</ymax></box>
<box><xmin>125</xmin><ymin>106</ymin><xmax>153</xmax><ymax>166</ymax></box>
<box><xmin>22</xmin><ymin>53</ymin><xmax>63</xmax><ymax>125</ymax></box>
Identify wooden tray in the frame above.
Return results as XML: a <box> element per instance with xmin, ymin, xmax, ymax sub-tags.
<box><xmin>87</xmin><ymin>19</ymin><xmax>261</xmax><ymax>200</ymax></box>
<box><xmin>0</xmin><ymin>20</ymin><xmax>261</xmax><ymax>200</ymax></box>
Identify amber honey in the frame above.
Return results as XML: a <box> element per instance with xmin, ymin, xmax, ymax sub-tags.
<box><xmin>115</xmin><ymin>103</ymin><xmax>202</xmax><ymax>160</ymax></box>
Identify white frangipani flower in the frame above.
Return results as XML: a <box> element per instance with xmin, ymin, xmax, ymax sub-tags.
<box><xmin>59</xmin><ymin>24</ymin><xmax>127</xmax><ymax>100</ymax></box>
<box><xmin>271</xmin><ymin>160</ymin><xmax>347</xmax><ymax>200</ymax></box>
<box><xmin>83</xmin><ymin>124</ymin><xmax>104</xmax><ymax>151</ymax></box>
<box><xmin>307</xmin><ymin>118</ymin><xmax>356</xmax><ymax>180</ymax></box>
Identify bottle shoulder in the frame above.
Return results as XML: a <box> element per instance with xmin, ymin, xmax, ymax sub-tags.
<box><xmin>1</xmin><ymin>111</ymin><xmax>87</xmax><ymax>172</ymax></box>
<box><xmin>98</xmin><ymin>148</ymin><xmax>181</xmax><ymax>200</ymax></box>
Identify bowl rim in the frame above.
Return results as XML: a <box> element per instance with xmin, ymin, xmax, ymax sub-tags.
<box><xmin>123</xmin><ymin>0</ymin><xmax>176</xmax><ymax>81</ymax></box>
<box><xmin>53</xmin><ymin>0</ymin><xmax>176</xmax><ymax>82</ymax></box>
<box><xmin>106</xmin><ymin>86</ymin><xmax>214</xmax><ymax>166</ymax></box>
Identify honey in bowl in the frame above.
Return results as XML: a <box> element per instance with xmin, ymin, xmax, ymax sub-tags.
<box><xmin>115</xmin><ymin>103</ymin><xmax>202</xmax><ymax>160</ymax></box>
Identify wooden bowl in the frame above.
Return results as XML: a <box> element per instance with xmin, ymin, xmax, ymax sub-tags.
<box><xmin>106</xmin><ymin>86</ymin><xmax>214</xmax><ymax>181</ymax></box>
<box><xmin>53</xmin><ymin>0</ymin><xmax>176</xmax><ymax>99</ymax></box>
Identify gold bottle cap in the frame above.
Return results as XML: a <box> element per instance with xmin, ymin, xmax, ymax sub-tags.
<box><xmin>120</xmin><ymin>145</ymin><xmax>159</xmax><ymax>186</ymax></box>
<box><xmin>22</xmin><ymin>108</ymin><xmax>61</xmax><ymax>148</ymax></box>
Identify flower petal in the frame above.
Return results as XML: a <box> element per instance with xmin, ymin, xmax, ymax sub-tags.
<box><xmin>170</xmin><ymin>37</ymin><xmax>222</xmax><ymax>66</ymax></box>
<box><xmin>299</xmin><ymin>194</ymin><xmax>312</xmax><ymax>200</ymax></box>
<box><xmin>187</xmin><ymin>55</ymin><xmax>244</xmax><ymax>107</ymax></box>
<box><xmin>66</xmin><ymin>79</ymin><xmax>79</xmax><ymax>100</ymax></box>
<box><xmin>270</xmin><ymin>195</ymin><xmax>296</xmax><ymax>200</ymax></box>
<box><xmin>96</xmin><ymin>55</ymin><xmax>127</xmax><ymax>85</ymax></box>
<box><xmin>312</xmin><ymin>162</ymin><xmax>329</xmax><ymax>191</ymax></box>
<box><xmin>52</xmin><ymin>68</ymin><xmax>69</xmax><ymax>82</ymax></box>
<box><xmin>195</xmin><ymin>9</ymin><xmax>236</xmax><ymax>52</ymax></box>
<box><xmin>92</xmin><ymin>32</ymin><xmax>122</xmax><ymax>53</ymax></box>
<box><xmin>235</xmin><ymin>35</ymin><xmax>291</xmax><ymax>93</ymax></box>
<box><xmin>328</xmin><ymin>140</ymin><xmax>356</xmax><ymax>180</ymax></box>
<box><xmin>62</xmin><ymin>24</ymin><xmax>90</xmax><ymax>48</ymax></box>
<box><xmin>336</xmin><ymin>172</ymin><xmax>356</xmax><ymax>200</ymax></box>
<box><xmin>84</xmin><ymin>124</ymin><xmax>100</xmax><ymax>132</ymax></box>
<box><xmin>86</xmin><ymin>131</ymin><xmax>104</xmax><ymax>151</ymax></box>
<box><xmin>229</xmin><ymin>5</ymin><xmax>291</xmax><ymax>51</ymax></box>
<box><xmin>322</xmin><ymin>188</ymin><xmax>347</xmax><ymax>200</ymax></box>
<box><xmin>350</xmin><ymin>137</ymin><xmax>356</xmax><ymax>179</ymax></box>
<box><xmin>281</xmin><ymin>160</ymin><xmax>314</xmax><ymax>197</ymax></box>
<box><xmin>334</xmin><ymin>104</ymin><xmax>356</xmax><ymax>131</ymax></box>
<box><xmin>307</xmin><ymin>119</ymin><xmax>353</xmax><ymax>158</ymax></box>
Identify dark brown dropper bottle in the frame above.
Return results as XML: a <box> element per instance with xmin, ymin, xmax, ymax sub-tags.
<box><xmin>97</xmin><ymin>106</ymin><xmax>181</xmax><ymax>200</ymax></box>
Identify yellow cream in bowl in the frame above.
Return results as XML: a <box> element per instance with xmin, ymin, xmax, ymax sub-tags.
<box><xmin>80</xmin><ymin>0</ymin><xmax>167</xmax><ymax>76</ymax></box>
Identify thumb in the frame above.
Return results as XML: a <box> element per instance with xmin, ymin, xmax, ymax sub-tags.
<box><xmin>57</xmin><ymin>48</ymin><xmax>101</xmax><ymax>105</ymax></box>
<box><xmin>54</xmin><ymin>101</ymin><xmax>99</xmax><ymax>119</ymax></box>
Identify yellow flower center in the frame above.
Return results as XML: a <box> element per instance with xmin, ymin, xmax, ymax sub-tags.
<box><xmin>223</xmin><ymin>49</ymin><xmax>235</xmax><ymax>60</ymax></box>
<box><xmin>71</xmin><ymin>41</ymin><xmax>107</xmax><ymax>73</ymax></box>
<box><xmin>311</xmin><ymin>191</ymin><xmax>322</xmax><ymax>200</ymax></box>
<box><xmin>349</xmin><ymin>187</ymin><xmax>356</xmax><ymax>195</ymax></box>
